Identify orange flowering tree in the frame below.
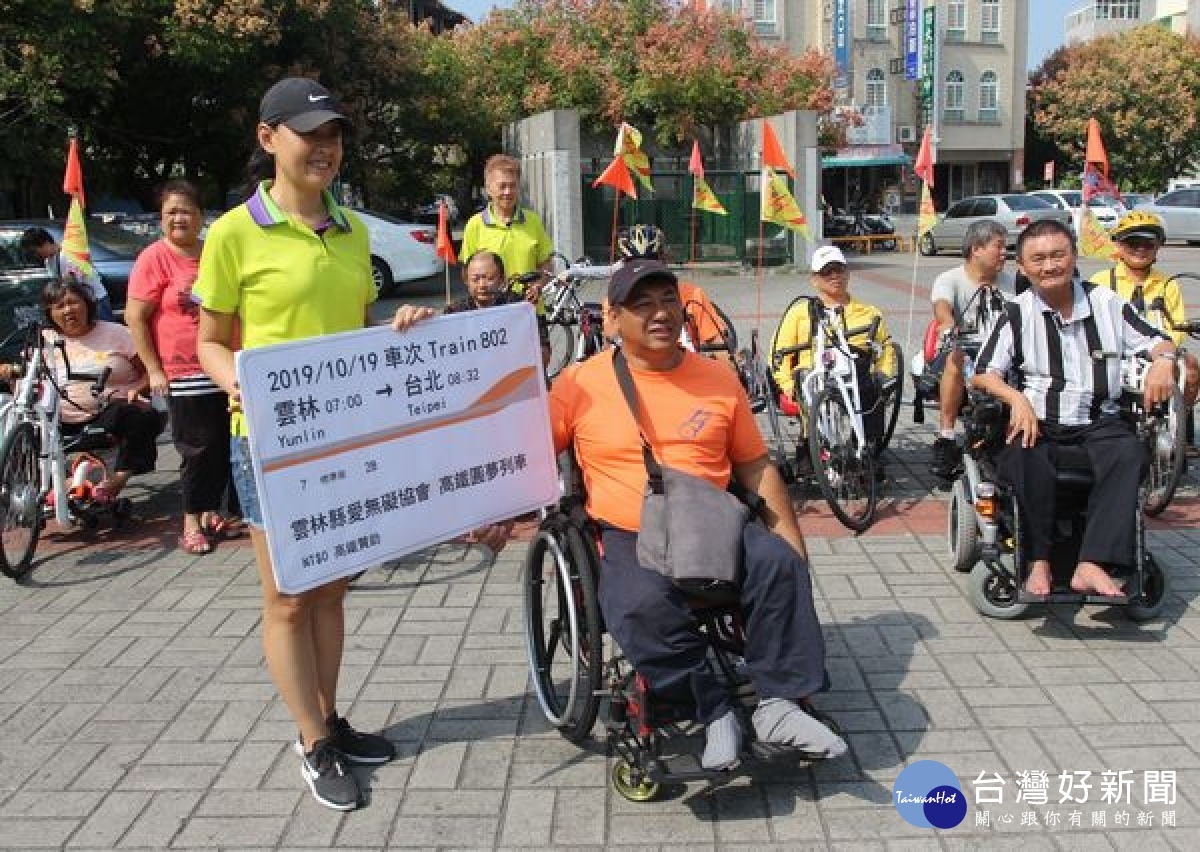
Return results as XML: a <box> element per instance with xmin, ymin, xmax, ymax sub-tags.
<box><xmin>1031</xmin><ymin>26</ymin><xmax>1200</xmax><ymax>192</ymax></box>
<box><xmin>452</xmin><ymin>0</ymin><xmax>834</xmax><ymax>146</ymax></box>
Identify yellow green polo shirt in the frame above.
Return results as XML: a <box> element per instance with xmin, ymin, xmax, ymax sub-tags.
<box><xmin>193</xmin><ymin>181</ymin><xmax>375</xmax><ymax>434</ymax></box>
<box><xmin>460</xmin><ymin>204</ymin><xmax>553</xmax><ymax>278</ymax></box>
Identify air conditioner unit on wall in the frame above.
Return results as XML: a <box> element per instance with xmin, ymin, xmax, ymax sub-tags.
<box><xmin>897</xmin><ymin>125</ymin><xmax>917</xmax><ymax>143</ymax></box>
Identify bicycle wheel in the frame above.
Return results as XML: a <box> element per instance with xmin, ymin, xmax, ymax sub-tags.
<box><xmin>1144</xmin><ymin>388</ymin><xmax>1187</xmax><ymax>517</ymax></box>
<box><xmin>0</xmin><ymin>421</ymin><xmax>42</xmax><ymax>579</ymax></box>
<box><xmin>522</xmin><ymin>518</ymin><xmax>603</xmax><ymax>742</ymax></box>
<box><xmin>546</xmin><ymin>319</ymin><xmax>576</xmax><ymax>379</ymax></box>
<box><xmin>876</xmin><ymin>342</ymin><xmax>904</xmax><ymax>456</ymax></box>
<box><xmin>808</xmin><ymin>386</ymin><xmax>877</xmax><ymax>532</ymax></box>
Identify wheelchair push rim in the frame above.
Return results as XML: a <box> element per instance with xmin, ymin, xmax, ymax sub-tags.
<box><xmin>521</xmin><ymin>520</ymin><xmax>603</xmax><ymax>741</ymax></box>
<box><xmin>0</xmin><ymin>420</ymin><xmax>43</xmax><ymax>579</ymax></box>
<box><xmin>1143</xmin><ymin>388</ymin><xmax>1186</xmax><ymax>517</ymax></box>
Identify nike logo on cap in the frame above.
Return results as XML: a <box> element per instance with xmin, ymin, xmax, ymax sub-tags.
<box><xmin>307</xmin><ymin>94</ymin><xmax>330</xmax><ymax>102</ymax></box>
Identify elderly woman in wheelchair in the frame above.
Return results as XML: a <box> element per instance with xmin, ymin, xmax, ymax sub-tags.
<box><xmin>951</xmin><ymin>220</ymin><xmax>1177</xmax><ymax>620</ymax></box>
<box><xmin>525</xmin><ymin>259</ymin><xmax>845</xmax><ymax>800</ymax></box>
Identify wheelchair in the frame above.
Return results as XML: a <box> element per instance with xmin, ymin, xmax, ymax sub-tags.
<box><xmin>522</xmin><ymin>488</ymin><xmax>839</xmax><ymax>801</ymax></box>
<box><xmin>946</xmin><ymin>381</ymin><xmax>1169</xmax><ymax>622</ymax></box>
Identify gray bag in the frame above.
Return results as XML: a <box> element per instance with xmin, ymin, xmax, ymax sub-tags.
<box><xmin>612</xmin><ymin>349</ymin><xmax>760</xmax><ymax>596</ymax></box>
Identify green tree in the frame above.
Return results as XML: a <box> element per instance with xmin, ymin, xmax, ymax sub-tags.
<box><xmin>1031</xmin><ymin>26</ymin><xmax>1200</xmax><ymax>192</ymax></box>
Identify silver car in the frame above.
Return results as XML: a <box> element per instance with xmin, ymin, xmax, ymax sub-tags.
<box><xmin>919</xmin><ymin>194</ymin><xmax>1071</xmax><ymax>257</ymax></box>
<box><xmin>1135</xmin><ymin>189</ymin><xmax>1200</xmax><ymax>243</ymax></box>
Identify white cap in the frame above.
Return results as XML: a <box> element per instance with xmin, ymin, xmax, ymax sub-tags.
<box><xmin>810</xmin><ymin>245</ymin><xmax>847</xmax><ymax>273</ymax></box>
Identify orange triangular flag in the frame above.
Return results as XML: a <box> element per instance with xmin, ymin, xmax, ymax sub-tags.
<box><xmin>914</xmin><ymin>127</ymin><xmax>935</xmax><ymax>187</ymax></box>
<box><xmin>1085</xmin><ymin>117</ymin><xmax>1109</xmax><ymax>177</ymax></box>
<box><xmin>688</xmin><ymin>140</ymin><xmax>705</xmax><ymax>178</ymax></box>
<box><xmin>762</xmin><ymin>121</ymin><xmax>795</xmax><ymax>179</ymax></box>
<box><xmin>63</xmin><ymin>137</ymin><xmax>86</xmax><ymax>207</ymax></box>
<box><xmin>592</xmin><ymin>157</ymin><xmax>637</xmax><ymax>199</ymax></box>
<box><xmin>435</xmin><ymin>201</ymin><xmax>456</xmax><ymax>265</ymax></box>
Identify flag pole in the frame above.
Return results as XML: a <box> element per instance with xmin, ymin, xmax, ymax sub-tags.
<box><xmin>690</xmin><ymin>183</ymin><xmax>698</xmax><ymax>267</ymax></box>
<box><xmin>903</xmin><ymin>216</ymin><xmax>922</xmax><ymax>372</ymax></box>
<box><xmin>610</xmin><ymin>191</ymin><xmax>621</xmax><ymax>263</ymax></box>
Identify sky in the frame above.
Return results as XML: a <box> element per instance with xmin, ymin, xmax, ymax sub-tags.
<box><xmin>446</xmin><ymin>0</ymin><xmax>1075</xmax><ymax>72</ymax></box>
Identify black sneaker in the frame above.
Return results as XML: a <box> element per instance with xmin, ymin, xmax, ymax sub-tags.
<box><xmin>297</xmin><ymin>737</ymin><xmax>360</xmax><ymax>811</ymax></box>
<box><xmin>930</xmin><ymin>437</ymin><xmax>963</xmax><ymax>479</ymax></box>
<box><xmin>327</xmin><ymin>714</ymin><xmax>396</xmax><ymax>765</ymax></box>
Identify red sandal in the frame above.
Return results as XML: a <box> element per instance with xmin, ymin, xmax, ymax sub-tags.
<box><xmin>203</xmin><ymin>514</ymin><xmax>245</xmax><ymax>540</ymax></box>
<box><xmin>179</xmin><ymin>529</ymin><xmax>213</xmax><ymax>555</ymax></box>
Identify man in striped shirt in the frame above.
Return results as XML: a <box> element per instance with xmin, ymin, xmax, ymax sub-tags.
<box><xmin>973</xmin><ymin>220</ymin><xmax>1178</xmax><ymax>598</ymax></box>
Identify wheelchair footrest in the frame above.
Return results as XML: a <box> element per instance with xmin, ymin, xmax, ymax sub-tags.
<box><xmin>645</xmin><ymin>753</ymin><xmax>713</xmax><ymax>785</ymax></box>
<box><xmin>1017</xmin><ymin>590</ymin><xmax>1129</xmax><ymax>605</ymax></box>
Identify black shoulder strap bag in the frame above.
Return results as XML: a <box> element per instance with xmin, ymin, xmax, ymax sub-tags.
<box><xmin>611</xmin><ymin>348</ymin><xmax>764</xmax><ymax>598</ymax></box>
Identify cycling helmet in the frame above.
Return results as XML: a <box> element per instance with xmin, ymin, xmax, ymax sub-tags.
<box><xmin>617</xmin><ymin>224</ymin><xmax>665</xmax><ymax>260</ymax></box>
<box><xmin>1111</xmin><ymin>210</ymin><xmax>1166</xmax><ymax>244</ymax></box>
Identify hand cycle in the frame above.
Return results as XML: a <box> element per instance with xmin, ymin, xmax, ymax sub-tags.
<box><xmin>0</xmin><ymin>324</ymin><xmax>124</xmax><ymax>579</ymax></box>
<box><xmin>535</xmin><ymin>256</ymin><xmax>619</xmax><ymax>378</ymax></box>
<box><xmin>773</xmin><ymin>305</ymin><xmax>885</xmax><ymax>532</ymax></box>
<box><xmin>1132</xmin><ymin>282</ymin><xmax>1200</xmax><ymax>515</ymax></box>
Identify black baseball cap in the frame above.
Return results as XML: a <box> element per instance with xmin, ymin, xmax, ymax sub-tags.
<box><xmin>259</xmin><ymin>77</ymin><xmax>351</xmax><ymax>133</ymax></box>
<box><xmin>608</xmin><ymin>259</ymin><xmax>678</xmax><ymax>306</ymax></box>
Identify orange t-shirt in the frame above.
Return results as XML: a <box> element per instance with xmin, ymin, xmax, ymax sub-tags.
<box><xmin>549</xmin><ymin>348</ymin><xmax>767</xmax><ymax>531</ymax></box>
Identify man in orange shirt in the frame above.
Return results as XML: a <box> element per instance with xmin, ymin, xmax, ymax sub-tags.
<box><xmin>549</xmin><ymin>259</ymin><xmax>845</xmax><ymax>771</ymax></box>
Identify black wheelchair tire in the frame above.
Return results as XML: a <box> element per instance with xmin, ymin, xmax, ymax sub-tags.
<box><xmin>1127</xmin><ymin>553</ymin><xmax>1170</xmax><ymax>622</ymax></box>
<box><xmin>948</xmin><ymin>478</ymin><xmax>979</xmax><ymax>573</ymax></box>
<box><xmin>546</xmin><ymin>320</ymin><xmax>576</xmax><ymax>380</ymax></box>
<box><xmin>808</xmin><ymin>386</ymin><xmax>877</xmax><ymax>532</ymax></box>
<box><xmin>876</xmin><ymin>342</ymin><xmax>904</xmax><ymax>457</ymax></box>
<box><xmin>968</xmin><ymin>561</ymin><xmax>1030</xmax><ymax>620</ymax></box>
<box><xmin>1143</xmin><ymin>388</ymin><xmax>1186</xmax><ymax>517</ymax></box>
<box><xmin>522</xmin><ymin>519</ymin><xmax>603</xmax><ymax>742</ymax></box>
<box><xmin>0</xmin><ymin>421</ymin><xmax>42</xmax><ymax>579</ymax></box>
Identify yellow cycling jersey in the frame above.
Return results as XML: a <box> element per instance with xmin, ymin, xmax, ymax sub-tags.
<box><xmin>771</xmin><ymin>296</ymin><xmax>897</xmax><ymax>399</ymax></box>
<box><xmin>1091</xmin><ymin>263</ymin><xmax>1186</xmax><ymax>347</ymax></box>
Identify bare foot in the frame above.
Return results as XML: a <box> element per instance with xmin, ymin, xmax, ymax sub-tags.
<box><xmin>1069</xmin><ymin>562</ymin><xmax>1125</xmax><ymax>596</ymax></box>
<box><xmin>1024</xmin><ymin>561</ymin><xmax>1052</xmax><ymax>596</ymax></box>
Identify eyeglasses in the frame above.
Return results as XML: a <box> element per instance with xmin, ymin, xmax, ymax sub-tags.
<box><xmin>1119</xmin><ymin>237</ymin><xmax>1158</xmax><ymax>251</ymax></box>
<box><xmin>814</xmin><ymin>265</ymin><xmax>848</xmax><ymax>277</ymax></box>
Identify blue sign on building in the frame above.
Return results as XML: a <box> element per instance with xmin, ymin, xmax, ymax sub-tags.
<box><xmin>905</xmin><ymin>0</ymin><xmax>920</xmax><ymax>80</ymax></box>
<box><xmin>834</xmin><ymin>0</ymin><xmax>850</xmax><ymax>88</ymax></box>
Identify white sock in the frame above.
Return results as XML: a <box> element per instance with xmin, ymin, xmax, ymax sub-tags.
<box><xmin>752</xmin><ymin>698</ymin><xmax>848</xmax><ymax>758</ymax></box>
<box><xmin>939</xmin><ymin>429</ymin><xmax>956</xmax><ymax>441</ymax></box>
<box><xmin>701</xmin><ymin>709</ymin><xmax>743</xmax><ymax>770</ymax></box>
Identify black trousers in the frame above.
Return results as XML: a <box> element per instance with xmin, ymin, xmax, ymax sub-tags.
<box><xmin>63</xmin><ymin>401</ymin><xmax>161</xmax><ymax>475</ymax></box>
<box><xmin>598</xmin><ymin>523</ymin><xmax>828</xmax><ymax>725</ymax></box>
<box><xmin>996</xmin><ymin>415</ymin><xmax>1146</xmax><ymax>568</ymax></box>
<box><xmin>168</xmin><ymin>392</ymin><xmax>237</xmax><ymax>515</ymax></box>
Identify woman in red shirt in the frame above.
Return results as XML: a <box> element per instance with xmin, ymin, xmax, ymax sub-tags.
<box><xmin>127</xmin><ymin>180</ymin><xmax>240</xmax><ymax>554</ymax></box>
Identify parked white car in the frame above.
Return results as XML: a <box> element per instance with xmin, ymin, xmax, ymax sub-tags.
<box><xmin>351</xmin><ymin>208</ymin><xmax>445</xmax><ymax>297</ymax></box>
<box><xmin>1027</xmin><ymin>189</ymin><xmax>1125</xmax><ymax>231</ymax></box>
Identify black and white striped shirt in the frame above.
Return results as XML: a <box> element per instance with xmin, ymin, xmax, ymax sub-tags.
<box><xmin>974</xmin><ymin>279</ymin><xmax>1166</xmax><ymax>426</ymax></box>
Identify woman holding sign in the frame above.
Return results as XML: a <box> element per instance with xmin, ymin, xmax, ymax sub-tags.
<box><xmin>194</xmin><ymin>77</ymin><xmax>434</xmax><ymax>812</ymax></box>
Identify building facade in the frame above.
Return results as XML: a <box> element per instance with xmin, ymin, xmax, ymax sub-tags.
<box><xmin>712</xmin><ymin>0</ymin><xmax>1028</xmax><ymax>209</ymax></box>
<box><xmin>1066</xmin><ymin>1</ymin><xmax>1199</xmax><ymax>44</ymax></box>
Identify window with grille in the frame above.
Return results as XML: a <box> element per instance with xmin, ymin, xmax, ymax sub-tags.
<box><xmin>866</xmin><ymin>68</ymin><xmax>887</xmax><ymax>107</ymax></box>
<box><xmin>753</xmin><ymin>0</ymin><xmax>777</xmax><ymax>35</ymax></box>
<box><xmin>979</xmin><ymin>71</ymin><xmax>998</xmax><ymax>122</ymax></box>
<box><xmin>981</xmin><ymin>0</ymin><xmax>1001</xmax><ymax>43</ymax></box>
<box><xmin>947</xmin><ymin>0</ymin><xmax>966</xmax><ymax>41</ymax></box>
<box><xmin>867</xmin><ymin>0</ymin><xmax>886</xmax><ymax>39</ymax></box>
<box><xmin>944</xmin><ymin>70</ymin><xmax>965</xmax><ymax>121</ymax></box>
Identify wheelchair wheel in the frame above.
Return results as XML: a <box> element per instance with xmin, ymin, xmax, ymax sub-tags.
<box><xmin>0</xmin><ymin>421</ymin><xmax>42</xmax><ymax>579</ymax></box>
<box><xmin>522</xmin><ymin>518</ymin><xmax>603</xmax><ymax>742</ymax></box>
<box><xmin>1127</xmin><ymin>553</ymin><xmax>1170</xmax><ymax>622</ymax></box>
<box><xmin>876</xmin><ymin>343</ymin><xmax>904</xmax><ymax>456</ymax></box>
<box><xmin>968</xmin><ymin>561</ymin><xmax>1030</xmax><ymax>620</ymax></box>
<box><xmin>948</xmin><ymin>478</ymin><xmax>979</xmax><ymax>573</ymax></box>
<box><xmin>611</xmin><ymin>758</ymin><xmax>662</xmax><ymax>802</ymax></box>
<box><xmin>808</xmin><ymin>387</ymin><xmax>877</xmax><ymax>532</ymax></box>
<box><xmin>546</xmin><ymin>319</ymin><xmax>575</xmax><ymax>380</ymax></box>
<box><xmin>1143</xmin><ymin>389</ymin><xmax>1186</xmax><ymax>517</ymax></box>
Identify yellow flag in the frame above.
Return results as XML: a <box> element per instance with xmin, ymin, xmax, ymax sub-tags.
<box><xmin>61</xmin><ymin>196</ymin><xmax>97</xmax><ymax>279</ymax></box>
<box><xmin>692</xmin><ymin>176</ymin><xmax>727</xmax><ymax>215</ymax></box>
<box><xmin>761</xmin><ymin>166</ymin><xmax>811</xmax><ymax>238</ymax></box>
<box><xmin>1078</xmin><ymin>206</ymin><xmax>1118</xmax><ymax>260</ymax></box>
<box><xmin>918</xmin><ymin>182</ymin><xmax>938</xmax><ymax>237</ymax></box>
<box><xmin>615</xmin><ymin>122</ymin><xmax>653</xmax><ymax>193</ymax></box>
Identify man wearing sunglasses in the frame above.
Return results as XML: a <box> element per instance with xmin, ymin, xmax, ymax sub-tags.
<box><xmin>1092</xmin><ymin>210</ymin><xmax>1200</xmax><ymax>414</ymax></box>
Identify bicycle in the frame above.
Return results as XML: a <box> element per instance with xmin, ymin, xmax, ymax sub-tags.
<box><xmin>536</xmin><ymin>256</ymin><xmax>618</xmax><ymax>378</ymax></box>
<box><xmin>0</xmin><ymin>324</ymin><xmax>129</xmax><ymax>579</ymax></box>
<box><xmin>773</xmin><ymin>304</ymin><xmax>896</xmax><ymax>532</ymax></box>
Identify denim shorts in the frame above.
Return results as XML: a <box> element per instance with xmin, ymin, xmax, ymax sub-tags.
<box><xmin>229</xmin><ymin>436</ymin><xmax>263</xmax><ymax>527</ymax></box>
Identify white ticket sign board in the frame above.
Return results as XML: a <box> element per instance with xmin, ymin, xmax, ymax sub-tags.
<box><xmin>236</xmin><ymin>303</ymin><xmax>558</xmax><ymax>594</ymax></box>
